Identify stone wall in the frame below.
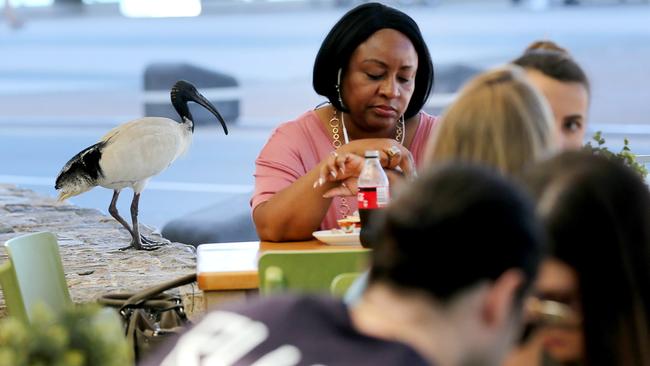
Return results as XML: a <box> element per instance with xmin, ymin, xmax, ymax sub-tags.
<box><xmin>0</xmin><ymin>184</ymin><xmax>204</xmax><ymax>319</ymax></box>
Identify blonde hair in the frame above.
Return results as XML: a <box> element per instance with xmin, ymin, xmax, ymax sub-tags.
<box><xmin>427</xmin><ymin>65</ymin><xmax>555</xmax><ymax>175</ymax></box>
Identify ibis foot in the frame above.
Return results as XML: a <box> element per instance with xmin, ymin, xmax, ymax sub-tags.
<box><xmin>140</xmin><ymin>234</ymin><xmax>167</xmax><ymax>246</ymax></box>
<box><xmin>118</xmin><ymin>237</ymin><xmax>165</xmax><ymax>251</ymax></box>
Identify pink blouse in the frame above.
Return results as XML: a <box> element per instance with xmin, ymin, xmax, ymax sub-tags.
<box><xmin>252</xmin><ymin>110</ymin><xmax>437</xmax><ymax>231</ymax></box>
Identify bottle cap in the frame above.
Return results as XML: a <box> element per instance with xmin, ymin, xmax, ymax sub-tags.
<box><xmin>364</xmin><ymin>150</ymin><xmax>380</xmax><ymax>158</ymax></box>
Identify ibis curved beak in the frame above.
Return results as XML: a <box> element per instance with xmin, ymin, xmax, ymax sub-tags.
<box><xmin>190</xmin><ymin>91</ymin><xmax>229</xmax><ymax>135</ymax></box>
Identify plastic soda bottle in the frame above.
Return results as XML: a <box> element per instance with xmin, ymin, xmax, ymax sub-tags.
<box><xmin>357</xmin><ymin>150</ymin><xmax>389</xmax><ymax>248</ymax></box>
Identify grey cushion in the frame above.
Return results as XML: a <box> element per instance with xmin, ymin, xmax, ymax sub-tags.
<box><xmin>162</xmin><ymin>194</ymin><xmax>258</xmax><ymax>247</ymax></box>
<box><xmin>435</xmin><ymin>63</ymin><xmax>482</xmax><ymax>93</ymax></box>
<box><xmin>143</xmin><ymin>62</ymin><xmax>240</xmax><ymax>125</ymax></box>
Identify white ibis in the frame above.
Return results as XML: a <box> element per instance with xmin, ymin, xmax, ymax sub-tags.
<box><xmin>55</xmin><ymin>80</ymin><xmax>228</xmax><ymax>250</ymax></box>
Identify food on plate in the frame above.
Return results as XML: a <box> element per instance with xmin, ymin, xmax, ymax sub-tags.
<box><xmin>336</xmin><ymin>215</ymin><xmax>361</xmax><ymax>233</ymax></box>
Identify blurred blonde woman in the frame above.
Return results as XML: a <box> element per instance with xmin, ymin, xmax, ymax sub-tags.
<box><xmin>426</xmin><ymin>64</ymin><xmax>557</xmax><ymax>175</ymax></box>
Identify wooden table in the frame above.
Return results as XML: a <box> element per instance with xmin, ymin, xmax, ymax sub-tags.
<box><xmin>197</xmin><ymin>240</ymin><xmax>362</xmax><ymax>309</ymax></box>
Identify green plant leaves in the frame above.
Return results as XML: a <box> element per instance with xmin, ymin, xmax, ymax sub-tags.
<box><xmin>0</xmin><ymin>304</ymin><xmax>133</xmax><ymax>366</ymax></box>
<box><xmin>584</xmin><ymin>131</ymin><xmax>649</xmax><ymax>179</ymax></box>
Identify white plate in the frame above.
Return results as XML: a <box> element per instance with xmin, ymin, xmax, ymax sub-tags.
<box><xmin>313</xmin><ymin>229</ymin><xmax>361</xmax><ymax>246</ymax></box>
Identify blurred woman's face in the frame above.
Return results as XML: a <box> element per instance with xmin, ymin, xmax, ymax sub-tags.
<box><xmin>342</xmin><ymin>28</ymin><xmax>418</xmax><ymax>134</ymax></box>
<box><xmin>532</xmin><ymin>259</ymin><xmax>584</xmax><ymax>363</ymax></box>
<box><xmin>526</xmin><ymin>70</ymin><xmax>589</xmax><ymax>150</ymax></box>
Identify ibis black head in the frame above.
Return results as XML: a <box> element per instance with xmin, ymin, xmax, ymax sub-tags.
<box><xmin>170</xmin><ymin>80</ymin><xmax>229</xmax><ymax>135</ymax></box>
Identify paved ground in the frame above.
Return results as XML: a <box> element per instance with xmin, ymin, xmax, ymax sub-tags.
<box><xmin>1</xmin><ymin>0</ymin><xmax>649</xmax><ymax>230</ymax></box>
<box><xmin>0</xmin><ymin>184</ymin><xmax>203</xmax><ymax>319</ymax></box>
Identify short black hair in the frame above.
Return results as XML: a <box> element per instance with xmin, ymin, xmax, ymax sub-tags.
<box><xmin>368</xmin><ymin>163</ymin><xmax>544</xmax><ymax>301</ymax></box>
<box><xmin>313</xmin><ymin>2</ymin><xmax>434</xmax><ymax>119</ymax></box>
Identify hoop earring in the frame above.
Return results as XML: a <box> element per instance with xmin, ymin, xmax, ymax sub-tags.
<box><xmin>336</xmin><ymin>68</ymin><xmax>346</xmax><ymax>109</ymax></box>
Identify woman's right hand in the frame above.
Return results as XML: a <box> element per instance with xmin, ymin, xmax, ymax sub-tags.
<box><xmin>340</xmin><ymin>138</ymin><xmax>416</xmax><ymax>177</ymax></box>
<box><xmin>314</xmin><ymin>139</ymin><xmax>416</xmax><ymax>197</ymax></box>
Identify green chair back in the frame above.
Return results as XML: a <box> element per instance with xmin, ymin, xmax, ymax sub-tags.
<box><xmin>330</xmin><ymin>272</ymin><xmax>362</xmax><ymax>297</ymax></box>
<box><xmin>0</xmin><ymin>232</ymin><xmax>72</xmax><ymax>322</ymax></box>
<box><xmin>258</xmin><ymin>249</ymin><xmax>370</xmax><ymax>296</ymax></box>
<box><xmin>0</xmin><ymin>261</ymin><xmax>27</xmax><ymax>321</ymax></box>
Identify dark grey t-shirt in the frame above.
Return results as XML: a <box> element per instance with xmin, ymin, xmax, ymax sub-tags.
<box><xmin>144</xmin><ymin>295</ymin><xmax>430</xmax><ymax>366</ymax></box>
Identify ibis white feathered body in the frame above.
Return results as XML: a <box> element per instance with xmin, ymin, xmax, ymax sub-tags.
<box><xmin>55</xmin><ymin>80</ymin><xmax>228</xmax><ymax>250</ymax></box>
<box><xmin>54</xmin><ymin>117</ymin><xmax>194</xmax><ymax>201</ymax></box>
<box><xmin>98</xmin><ymin>117</ymin><xmax>192</xmax><ymax>192</ymax></box>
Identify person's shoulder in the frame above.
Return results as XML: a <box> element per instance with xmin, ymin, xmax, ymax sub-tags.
<box><xmin>419</xmin><ymin>111</ymin><xmax>438</xmax><ymax>126</ymax></box>
<box><xmin>274</xmin><ymin>110</ymin><xmax>321</xmax><ymax>134</ymax></box>
<box><xmin>262</xmin><ymin>109</ymin><xmax>330</xmax><ymax>157</ymax></box>
<box><xmin>219</xmin><ymin>294</ymin><xmax>355</xmax><ymax>337</ymax></box>
<box><xmin>142</xmin><ymin>295</ymin><xmax>350</xmax><ymax>366</ymax></box>
<box><xmin>223</xmin><ymin>293</ymin><xmax>342</xmax><ymax>320</ymax></box>
<box><xmin>263</xmin><ymin>110</ymin><xmax>323</xmax><ymax>147</ymax></box>
<box><xmin>411</xmin><ymin>111</ymin><xmax>437</xmax><ymax>140</ymax></box>
<box><xmin>415</xmin><ymin>111</ymin><xmax>439</xmax><ymax>137</ymax></box>
<box><xmin>148</xmin><ymin>295</ymin><xmax>431</xmax><ymax>366</ymax></box>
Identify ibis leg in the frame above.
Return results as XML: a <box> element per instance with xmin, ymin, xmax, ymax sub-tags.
<box><xmin>120</xmin><ymin>192</ymin><xmax>164</xmax><ymax>251</ymax></box>
<box><xmin>108</xmin><ymin>190</ymin><xmax>135</xmax><ymax>237</ymax></box>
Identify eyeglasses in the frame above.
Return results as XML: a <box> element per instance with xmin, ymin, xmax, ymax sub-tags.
<box><xmin>525</xmin><ymin>297</ymin><xmax>582</xmax><ymax>328</ymax></box>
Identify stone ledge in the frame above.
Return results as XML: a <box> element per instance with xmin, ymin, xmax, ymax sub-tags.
<box><xmin>0</xmin><ymin>184</ymin><xmax>204</xmax><ymax>320</ymax></box>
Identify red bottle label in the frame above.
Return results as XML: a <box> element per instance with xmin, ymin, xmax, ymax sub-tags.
<box><xmin>357</xmin><ymin>187</ymin><xmax>389</xmax><ymax>209</ymax></box>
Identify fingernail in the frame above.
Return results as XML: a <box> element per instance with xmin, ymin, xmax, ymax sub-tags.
<box><xmin>313</xmin><ymin>180</ymin><xmax>318</xmax><ymax>188</ymax></box>
<box><xmin>330</xmin><ymin>170</ymin><xmax>337</xmax><ymax>178</ymax></box>
<box><xmin>318</xmin><ymin>177</ymin><xmax>325</xmax><ymax>186</ymax></box>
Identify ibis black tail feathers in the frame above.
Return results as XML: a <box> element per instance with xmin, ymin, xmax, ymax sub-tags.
<box><xmin>55</xmin><ymin>141</ymin><xmax>105</xmax><ymax>201</ymax></box>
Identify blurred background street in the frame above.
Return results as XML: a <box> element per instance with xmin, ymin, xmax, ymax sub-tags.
<box><xmin>1</xmin><ymin>0</ymin><xmax>649</xmax><ymax>231</ymax></box>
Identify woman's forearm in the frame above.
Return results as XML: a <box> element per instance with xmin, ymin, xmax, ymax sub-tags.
<box><xmin>253</xmin><ymin>165</ymin><xmax>338</xmax><ymax>241</ymax></box>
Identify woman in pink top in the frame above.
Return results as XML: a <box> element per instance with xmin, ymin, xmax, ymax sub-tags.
<box><xmin>252</xmin><ymin>3</ymin><xmax>436</xmax><ymax>241</ymax></box>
